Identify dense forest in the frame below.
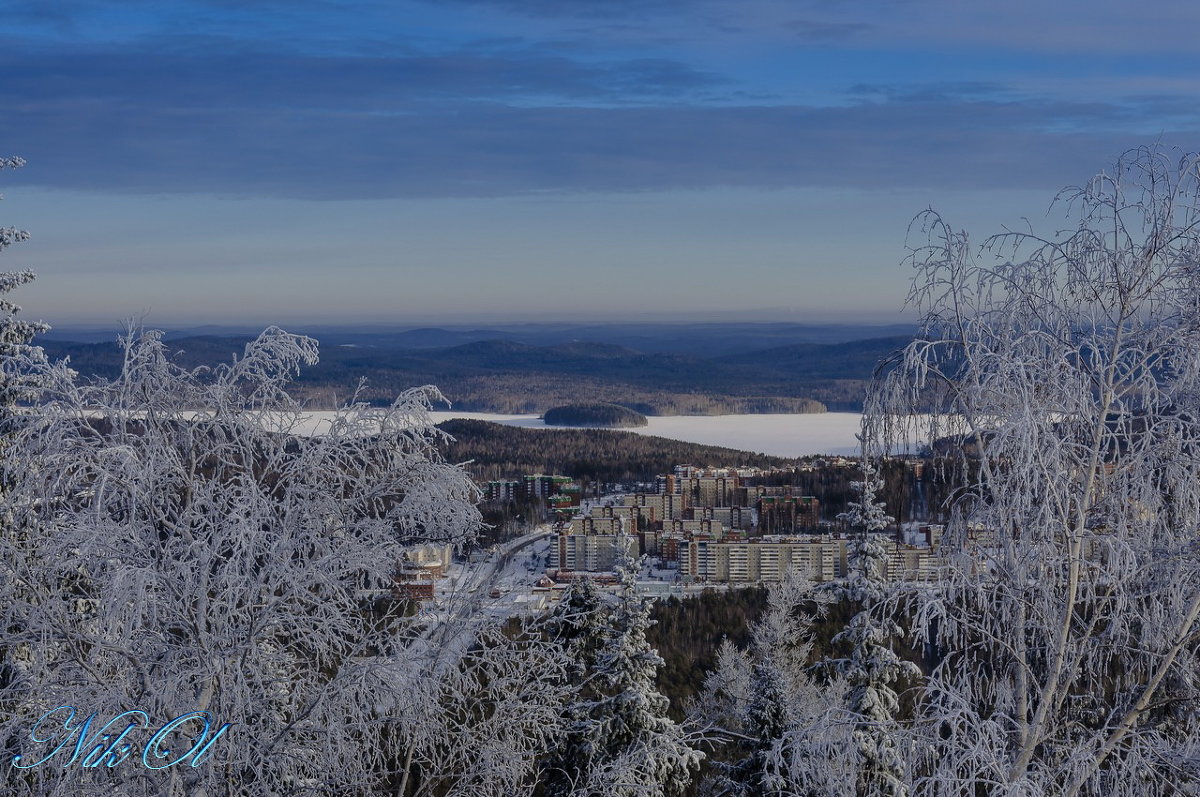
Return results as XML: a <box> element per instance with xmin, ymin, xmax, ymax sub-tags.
<box><xmin>646</xmin><ymin>587</ymin><xmax>770</xmax><ymax>720</ymax></box>
<box><xmin>435</xmin><ymin>419</ymin><xmax>793</xmax><ymax>484</ymax></box>
<box><xmin>542</xmin><ymin>402</ymin><xmax>649</xmax><ymax>427</ymax></box>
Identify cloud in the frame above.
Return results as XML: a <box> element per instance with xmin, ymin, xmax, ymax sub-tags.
<box><xmin>4</xmin><ymin>2</ymin><xmax>1199</xmax><ymax>201</ymax></box>
<box><xmin>847</xmin><ymin>82</ymin><xmax>1012</xmax><ymax>102</ymax></box>
<box><xmin>5</xmin><ymin>85</ymin><xmax>1192</xmax><ymax>200</ymax></box>
<box><xmin>0</xmin><ymin>43</ymin><xmax>719</xmax><ymax>113</ymax></box>
<box><xmin>417</xmin><ymin>0</ymin><xmax>698</xmax><ymax>19</ymax></box>
<box><xmin>784</xmin><ymin>19</ymin><xmax>874</xmax><ymax>42</ymax></box>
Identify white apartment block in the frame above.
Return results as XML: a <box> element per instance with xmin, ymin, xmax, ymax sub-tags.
<box><xmin>678</xmin><ymin>534</ymin><xmax>947</xmax><ymax>585</ymax></box>
<box><xmin>569</xmin><ymin>514</ymin><xmax>625</xmax><ymax>536</ymax></box>
<box><xmin>553</xmin><ymin>532</ymin><xmax>637</xmax><ymax>573</ymax></box>
<box><xmin>662</xmin><ymin>518</ymin><xmax>726</xmax><ymax>538</ymax></box>
<box><xmin>591</xmin><ymin>504</ymin><xmax>641</xmax><ymax>533</ymax></box>
<box><xmin>884</xmin><ymin>543</ymin><xmax>941</xmax><ymax>582</ymax></box>
<box><xmin>681</xmin><ymin>535</ymin><xmax>846</xmax><ymax>584</ymax></box>
<box><xmin>692</xmin><ymin>505</ymin><xmax>751</xmax><ymax>529</ymax></box>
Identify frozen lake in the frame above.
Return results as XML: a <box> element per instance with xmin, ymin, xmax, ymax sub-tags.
<box><xmin>427</xmin><ymin>411</ymin><xmax>866</xmax><ymax>458</ymax></box>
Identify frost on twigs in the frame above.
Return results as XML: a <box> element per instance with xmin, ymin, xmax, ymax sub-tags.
<box><xmin>0</xmin><ymin>159</ymin><xmax>47</xmax><ymax>415</ymax></box>
<box><xmin>541</xmin><ymin>554</ymin><xmax>703</xmax><ymax>797</ymax></box>
<box><xmin>694</xmin><ymin>574</ymin><xmax>857</xmax><ymax>797</ymax></box>
<box><xmin>868</xmin><ymin>146</ymin><xmax>1200</xmax><ymax>795</ymax></box>
<box><xmin>0</xmin><ymin>324</ymin><xmax>488</xmax><ymax>795</ymax></box>
<box><xmin>819</xmin><ymin>461</ymin><xmax>919</xmax><ymax>797</ymax></box>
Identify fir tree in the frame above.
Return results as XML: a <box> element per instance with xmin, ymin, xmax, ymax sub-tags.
<box><xmin>693</xmin><ymin>575</ymin><xmax>856</xmax><ymax>797</ymax></box>
<box><xmin>582</xmin><ymin>552</ymin><xmax>703</xmax><ymax>796</ymax></box>
<box><xmin>825</xmin><ymin>460</ymin><xmax>917</xmax><ymax>797</ymax></box>
<box><xmin>540</xmin><ymin>577</ymin><xmax>613</xmax><ymax>796</ymax></box>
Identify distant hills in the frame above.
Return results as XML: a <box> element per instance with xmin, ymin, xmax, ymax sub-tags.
<box><xmin>37</xmin><ymin>323</ymin><xmax>912</xmax><ymax>414</ymax></box>
<box><xmin>41</xmin><ymin>321</ymin><xmax>912</xmax><ymax>354</ymax></box>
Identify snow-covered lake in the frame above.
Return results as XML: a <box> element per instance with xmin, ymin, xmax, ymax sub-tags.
<box><xmin>291</xmin><ymin>410</ymin><xmax>867</xmax><ymax>458</ymax></box>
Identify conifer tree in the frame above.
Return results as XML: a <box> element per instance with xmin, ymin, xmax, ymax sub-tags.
<box><xmin>580</xmin><ymin>553</ymin><xmax>703</xmax><ymax>796</ymax></box>
<box><xmin>694</xmin><ymin>575</ymin><xmax>855</xmax><ymax>796</ymax></box>
<box><xmin>825</xmin><ymin>459</ymin><xmax>917</xmax><ymax>796</ymax></box>
<box><xmin>540</xmin><ymin>577</ymin><xmax>613</xmax><ymax>796</ymax></box>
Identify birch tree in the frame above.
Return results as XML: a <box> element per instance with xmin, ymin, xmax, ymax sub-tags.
<box><xmin>0</xmin><ymin>324</ymin><xmax>494</xmax><ymax>795</ymax></box>
<box><xmin>872</xmin><ymin>146</ymin><xmax>1200</xmax><ymax>795</ymax></box>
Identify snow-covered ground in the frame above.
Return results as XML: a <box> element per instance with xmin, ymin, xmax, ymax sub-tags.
<box><xmin>285</xmin><ymin>410</ymin><xmax>868</xmax><ymax>457</ymax></box>
<box><xmin>429</xmin><ymin>411</ymin><xmax>869</xmax><ymax>457</ymax></box>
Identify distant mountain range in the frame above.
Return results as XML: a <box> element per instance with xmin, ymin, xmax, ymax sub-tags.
<box><xmin>40</xmin><ymin>321</ymin><xmax>912</xmax><ymax>354</ymax></box>
<box><xmin>37</xmin><ymin>323</ymin><xmax>913</xmax><ymax>414</ymax></box>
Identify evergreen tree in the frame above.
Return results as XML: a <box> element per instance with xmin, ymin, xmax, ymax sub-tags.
<box><xmin>694</xmin><ymin>575</ymin><xmax>856</xmax><ymax>797</ymax></box>
<box><xmin>825</xmin><ymin>461</ymin><xmax>917</xmax><ymax>796</ymax></box>
<box><xmin>581</xmin><ymin>554</ymin><xmax>703</xmax><ymax>796</ymax></box>
<box><xmin>540</xmin><ymin>577</ymin><xmax>613</xmax><ymax>796</ymax></box>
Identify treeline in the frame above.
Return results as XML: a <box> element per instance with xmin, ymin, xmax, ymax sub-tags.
<box><xmin>435</xmin><ymin>419</ymin><xmax>793</xmax><ymax>484</ymax></box>
<box><xmin>300</xmin><ymin>373</ymin><xmax>828</xmax><ymax>415</ymax></box>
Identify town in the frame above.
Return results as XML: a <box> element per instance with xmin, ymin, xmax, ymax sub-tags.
<box><xmin>395</xmin><ymin>461</ymin><xmax>951</xmax><ymax>612</ymax></box>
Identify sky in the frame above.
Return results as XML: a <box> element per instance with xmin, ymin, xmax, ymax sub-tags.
<box><xmin>2</xmin><ymin>0</ymin><xmax>1199</xmax><ymax>328</ymax></box>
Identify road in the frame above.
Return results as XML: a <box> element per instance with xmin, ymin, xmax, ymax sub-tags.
<box><xmin>410</xmin><ymin>526</ymin><xmax>553</xmax><ymax>674</ymax></box>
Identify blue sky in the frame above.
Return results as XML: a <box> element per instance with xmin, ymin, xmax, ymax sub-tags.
<box><xmin>3</xmin><ymin>0</ymin><xmax>1198</xmax><ymax>327</ymax></box>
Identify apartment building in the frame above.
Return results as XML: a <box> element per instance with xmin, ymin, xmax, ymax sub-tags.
<box><xmin>885</xmin><ymin>543</ymin><xmax>941</xmax><ymax>581</ymax></box>
<box><xmin>483</xmin><ymin>480</ymin><xmax>520</xmax><ymax>502</ymax></box>
<box><xmin>662</xmin><ymin>517</ymin><xmax>726</xmax><ymax>538</ymax></box>
<box><xmin>666</xmin><ymin>473</ymin><xmax>739</xmax><ymax>507</ymax></box>
<box><xmin>681</xmin><ymin>533</ymin><xmax>951</xmax><ymax>585</ymax></box>
<box><xmin>592</xmin><ymin>504</ymin><xmax>641</xmax><ymax>534</ymax></box>
<box><xmin>751</xmin><ymin>488</ymin><xmax>821</xmax><ymax>533</ymax></box>
<box><xmin>690</xmin><ymin>505</ymin><xmax>750</xmax><ymax>530</ymax></box>
<box><xmin>569</xmin><ymin>514</ymin><xmax>624</xmax><ymax>536</ymax></box>
<box><xmin>553</xmin><ymin>530</ymin><xmax>637</xmax><ymax>573</ymax></box>
<box><xmin>622</xmin><ymin>492</ymin><xmax>689</xmax><ymax>524</ymax></box>
<box><xmin>681</xmin><ymin>534</ymin><xmax>840</xmax><ymax>583</ymax></box>
<box><xmin>523</xmin><ymin>474</ymin><xmax>578</xmax><ymax>500</ymax></box>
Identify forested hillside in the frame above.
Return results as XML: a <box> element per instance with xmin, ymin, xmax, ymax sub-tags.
<box><xmin>39</xmin><ymin>331</ymin><xmax>902</xmax><ymax>413</ymax></box>
<box><xmin>435</xmin><ymin>419</ymin><xmax>792</xmax><ymax>483</ymax></box>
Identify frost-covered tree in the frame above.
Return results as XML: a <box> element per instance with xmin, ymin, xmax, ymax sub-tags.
<box><xmin>0</xmin><ymin>157</ymin><xmax>49</xmax><ymax>434</ymax></box>
<box><xmin>695</xmin><ymin>577</ymin><xmax>855</xmax><ymax>797</ymax></box>
<box><xmin>824</xmin><ymin>461</ymin><xmax>918</xmax><ymax>797</ymax></box>
<box><xmin>384</xmin><ymin>619</ymin><xmax>575</xmax><ymax>796</ymax></box>
<box><xmin>872</xmin><ymin>146</ymin><xmax>1200</xmax><ymax>795</ymax></box>
<box><xmin>576</xmin><ymin>556</ymin><xmax>703</xmax><ymax>797</ymax></box>
<box><xmin>0</xmin><ymin>324</ymin><xmax>493</xmax><ymax>795</ymax></box>
<box><xmin>539</xmin><ymin>576</ymin><xmax>614</xmax><ymax>796</ymax></box>
<box><xmin>0</xmin><ymin>158</ymin><xmax>54</xmax><ymax>764</ymax></box>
